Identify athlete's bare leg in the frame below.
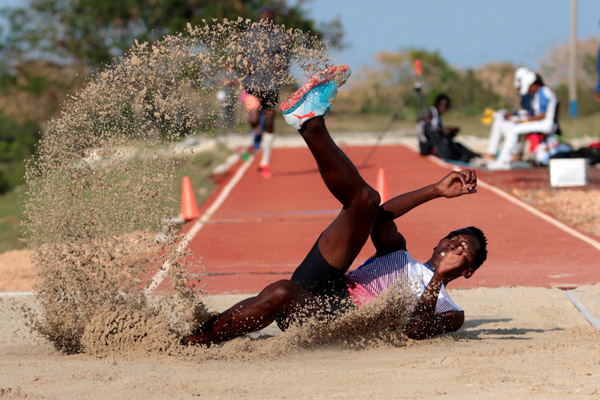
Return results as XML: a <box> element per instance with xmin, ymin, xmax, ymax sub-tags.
<box><xmin>180</xmin><ymin>280</ymin><xmax>319</xmax><ymax>346</ymax></box>
<box><xmin>299</xmin><ymin>117</ymin><xmax>380</xmax><ymax>270</ymax></box>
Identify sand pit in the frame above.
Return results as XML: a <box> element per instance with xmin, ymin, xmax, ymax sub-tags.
<box><xmin>1</xmin><ymin>286</ymin><xmax>599</xmax><ymax>399</ymax></box>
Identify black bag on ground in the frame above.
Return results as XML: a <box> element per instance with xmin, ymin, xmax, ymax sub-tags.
<box><xmin>422</xmin><ymin>125</ymin><xmax>478</xmax><ymax>162</ymax></box>
<box><xmin>551</xmin><ymin>146</ymin><xmax>600</xmax><ymax>165</ymax></box>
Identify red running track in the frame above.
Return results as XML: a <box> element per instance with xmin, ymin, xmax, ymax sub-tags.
<box><xmin>158</xmin><ymin>144</ymin><xmax>600</xmax><ymax>295</ymax></box>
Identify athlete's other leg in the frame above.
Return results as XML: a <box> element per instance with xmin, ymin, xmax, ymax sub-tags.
<box><xmin>281</xmin><ymin>65</ymin><xmax>380</xmax><ymax>270</ymax></box>
<box><xmin>180</xmin><ymin>280</ymin><xmax>319</xmax><ymax>346</ymax></box>
<box><xmin>299</xmin><ymin>116</ymin><xmax>379</xmax><ymax>270</ymax></box>
<box><xmin>258</xmin><ymin>107</ymin><xmax>276</xmax><ymax>177</ymax></box>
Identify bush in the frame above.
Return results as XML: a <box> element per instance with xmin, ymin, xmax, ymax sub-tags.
<box><xmin>0</xmin><ymin>111</ymin><xmax>41</xmax><ymax>192</ymax></box>
<box><xmin>343</xmin><ymin>48</ymin><xmax>501</xmax><ymax>117</ymax></box>
<box><xmin>554</xmin><ymin>84</ymin><xmax>599</xmax><ymax>117</ymax></box>
<box><xmin>0</xmin><ymin>168</ymin><xmax>10</xmax><ymax>194</ymax></box>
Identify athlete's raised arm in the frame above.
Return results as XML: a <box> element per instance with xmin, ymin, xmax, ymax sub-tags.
<box><xmin>370</xmin><ymin>170</ymin><xmax>477</xmax><ymax>256</ymax></box>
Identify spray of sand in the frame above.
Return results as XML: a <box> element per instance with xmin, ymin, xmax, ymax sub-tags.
<box><xmin>22</xmin><ymin>18</ymin><xmax>422</xmax><ymax>360</ymax></box>
<box><xmin>21</xmin><ymin>18</ymin><xmax>337</xmax><ymax>357</ymax></box>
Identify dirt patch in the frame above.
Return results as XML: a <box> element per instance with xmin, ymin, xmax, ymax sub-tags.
<box><xmin>478</xmin><ymin>164</ymin><xmax>600</xmax><ymax>239</ymax></box>
<box><xmin>508</xmin><ymin>188</ymin><xmax>600</xmax><ymax>238</ymax></box>
<box><xmin>0</xmin><ymin>250</ymin><xmax>34</xmax><ymax>292</ymax></box>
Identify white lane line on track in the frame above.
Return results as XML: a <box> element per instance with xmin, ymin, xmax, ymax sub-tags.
<box><xmin>145</xmin><ymin>154</ymin><xmax>255</xmax><ymax>295</ymax></box>
<box><xmin>412</xmin><ymin>147</ymin><xmax>600</xmax><ymax>252</ymax></box>
<box><xmin>566</xmin><ymin>291</ymin><xmax>600</xmax><ymax>329</ymax></box>
<box><xmin>0</xmin><ymin>292</ymin><xmax>36</xmax><ymax>297</ymax></box>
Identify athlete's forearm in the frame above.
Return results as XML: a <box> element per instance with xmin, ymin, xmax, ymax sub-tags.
<box><xmin>379</xmin><ymin>183</ymin><xmax>441</xmax><ymax>222</ymax></box>
<box><xmin>404</xmin><ymin>273</ymin><xmax>444</xmax><ymax>340</ymax></box>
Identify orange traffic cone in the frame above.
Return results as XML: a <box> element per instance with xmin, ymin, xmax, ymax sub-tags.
<box><xmin>376</xmin><ymin>168</ymin><xmax>389</xmax><ymax>204</ymax></box>
<box><xmin>180</xmin><ymin>176</ymin><xmax>200</xmax><ymax>220</ymax></box>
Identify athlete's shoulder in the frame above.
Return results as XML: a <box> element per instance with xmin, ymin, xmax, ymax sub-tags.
<box><xmin>385</xmin><ymin>248</ymin><xmax>411</xmax><ymax>261</ymax></box>
<box><xmin>359</xmin><ymin>249</ymin><xmax>410</xmax><ymax>269</ymax></box>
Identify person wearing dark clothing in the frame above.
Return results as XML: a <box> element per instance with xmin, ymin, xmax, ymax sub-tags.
<box><xmin>240</xmin><ymin>7</ymin><xmax>290</xmax><ymax>178</ymax></box>
<box><xmin>418</xmin><ymin>94</ymin><xmax>480</xmax><ymax>163</ymax></box>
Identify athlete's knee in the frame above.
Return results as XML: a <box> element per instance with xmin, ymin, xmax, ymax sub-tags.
<box><xmin>367</xmin><ymin>186</ymin><xmax>381</xmax><ymax>209</ymax></box>
<box><xmin>354</xmin><ymin>185</ymin><xmax>380</xmax><ymax>214</ymax></box>
<box><xmin>259</xmin><ymin>280</ymin><xmax>301</xmax><ymax>308</ymax></box>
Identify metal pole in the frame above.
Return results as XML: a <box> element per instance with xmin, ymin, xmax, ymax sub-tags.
<box><xmin>569</xmin><ymin>0</ymin><xmax>578</xmax><ymax>117</ymax></box>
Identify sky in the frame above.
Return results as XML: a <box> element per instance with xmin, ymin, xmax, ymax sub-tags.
<box><xmin>303</xmin><ymin>0</ymin><xmax>600</xmax><ymax>71</ymax></box>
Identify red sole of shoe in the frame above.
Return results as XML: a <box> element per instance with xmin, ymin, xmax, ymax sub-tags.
<box><xmin>280</xmin><ymin>65</ymin><xmax>350</xmax><ymax>112</ymax></box>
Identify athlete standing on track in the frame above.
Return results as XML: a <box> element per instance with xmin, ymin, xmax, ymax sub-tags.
<box><xmin>240</xmin><ymin>7</ymin><xmax>290</xmax><ymax>178</ymax></box>
<box><xmin>182</xmin><ymin>65</ymin><xmax>487</xmax><ymax>346</ymax></box>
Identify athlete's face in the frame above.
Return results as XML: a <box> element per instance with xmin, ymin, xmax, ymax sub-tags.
<box><xmin>431</xmin><ymin>228</ymin><xmax>480</xmax><ymax>279</ymax></box>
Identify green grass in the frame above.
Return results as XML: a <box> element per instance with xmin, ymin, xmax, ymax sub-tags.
<box><xmin>280</xmin><ymin>109</ymin><xmax>600</xmax><ymax>141</ymax></box>
<box><xmin>0</xmin><ymin>144</ymin><xmax>232</xmax><ymax>253</ymax></box>
<box><xmin>0</xmin><ymin>187</ymin><xmax>25</xmax><ymax>252</ymax></box>
<box><xmin>559</xmin><ymin>112</ymin><xmax>600</xmax><ymax>139</ymax></box>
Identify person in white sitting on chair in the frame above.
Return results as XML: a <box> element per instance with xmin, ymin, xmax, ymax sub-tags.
<box><xmin>486</xmin><ymin>71</ymin><xmax>558</xmax><ymax>170</ymax></box>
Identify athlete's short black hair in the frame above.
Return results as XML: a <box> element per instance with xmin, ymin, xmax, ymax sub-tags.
<box><xmin>465</xmin><ymin>226</ymin><xmax>487</xmax><ymax>270</ymax></box>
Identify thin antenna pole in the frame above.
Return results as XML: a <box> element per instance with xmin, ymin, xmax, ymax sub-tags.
<box><xmin>569</xmin><ymin>0</ymin><xmax>578</xmax><ymax>117</ymax></box>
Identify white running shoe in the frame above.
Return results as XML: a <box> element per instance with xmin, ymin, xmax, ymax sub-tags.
<box><xmin>486</xmin><ymin>160</ymin><xmax>511</xmax><ymax>171</ymax></box>
<box><xmin>280</xmin><ymin>65</ymin><xmax>350</xmax><ymax>129</ymax></box>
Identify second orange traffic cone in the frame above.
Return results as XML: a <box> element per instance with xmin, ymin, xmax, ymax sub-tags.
<box><xmin>376</xmin><ymin>168</ymin><xmax>389</xmax><ymax>204</ymax></box>
<box><xmin>180</xmin><ymin>176</ymin><xmax>200</xmax><ymax>220</ymax></box>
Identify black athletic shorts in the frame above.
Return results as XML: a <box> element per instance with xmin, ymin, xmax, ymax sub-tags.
<box><xmin>246</xmin><ymin>88</ymin><xmax>279</xmax><ymax>109</ymax></box>
<box><xmin>276</xmin><ymin>238</ymin><xmax>353</xmax><ymax>331</ymax></box>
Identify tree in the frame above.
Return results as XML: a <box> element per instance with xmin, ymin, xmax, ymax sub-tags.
<box><xmin>539</xmin><ymin>37</ymin><xmax>599</xmax><ymax>88</ymax></box>
<box><xmin>538</xmin><ymin>37</ymin><xmax>600</xmax><ymax>117</ymax></box>
<box><xmin>476</xmin><ymin>62</ymin><xmax>520</xmax><ymax>109</ymax></box>
<box><xmin>343</xmin><ymin>48</ymin><xmax>499</xmax><ymax>115</ymax></box>
<box><xmin>0</xmin><ymin>0</ymin><xmax>344</xmax><ymax>69</ymax></box>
